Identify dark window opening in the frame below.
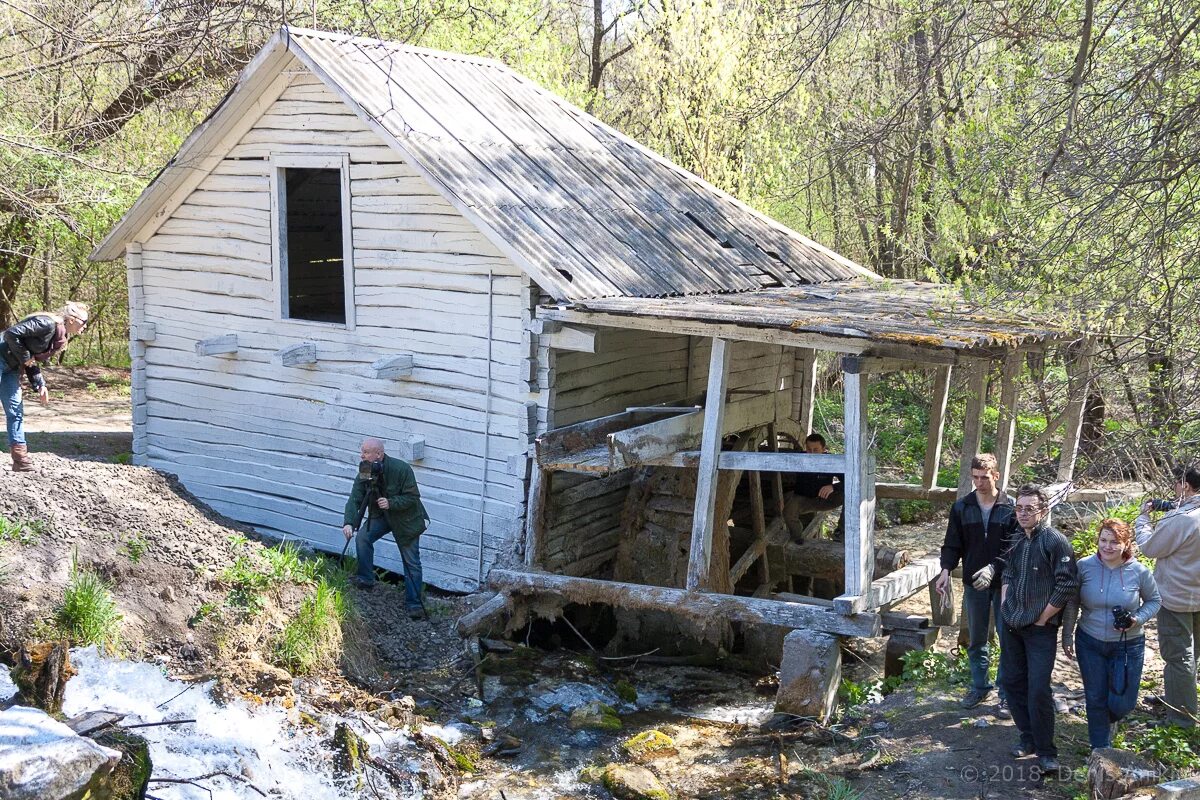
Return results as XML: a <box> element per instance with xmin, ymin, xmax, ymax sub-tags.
<box><xmin>283</xmin><ymin>167</ymin><xmax>345</xmax><ymax>323</ymax></box>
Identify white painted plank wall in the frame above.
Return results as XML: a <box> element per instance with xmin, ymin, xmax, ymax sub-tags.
<box><xmin>136</xmin><ymin>72</ymin><xmax>529</xmax><ymax>591</ymax></box>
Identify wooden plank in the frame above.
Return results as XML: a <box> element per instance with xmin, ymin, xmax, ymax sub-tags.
<box><xmin>275</xmin><ymin>342</ymin><xmax>317</xmax><ymax>366</ymax></box>
<box><xmin>956</xmin><ymin>360</ymin><xmax>989</xmax><ymax>496</ymax></box>
<box><xmin>923</xmin><ymin>365</ymin><xmax>952</xmax><ymax>490</ymax></box>
<box><xmin>456</xmin><ymin>592</ymin><xmax>513</xmax><ymax>637</ymax></box>
<box><xmin>543</xmin><ymin>325</ymin><xmax>598</xmax><ymax>353</ymax></box>
<box><xmin>131</xmin><ymin>323</ymin><xmax>157</xmax><ymax>342</ymax></box>
<box><xmin>716</xmin><ymin>451</ymin><xmax>844</xmax><ymax>473</ymax></box>
<box><xmin>1057</xmin><ymin>342</ymin><xmax>1094</xmax><ymax>482</ymax></box>
<box><xmin>490</xmin><ymin>569</ymin><xmax>882</xmax><ymax>638</ymax></box>
<box><xmin>1011</xmin><ymin>407</ymin><xmax>1070</xmax><ymax>472</ymax></box>
<box><xmin>686</xmin><ymin>337</ymin><xmax>729</xmax><ymax>592</ymax></box>
<box><xmin>195</xmin><ymin>334</ymin><xmax>238</xmax><ymax>356</ymax></box>
<box><xmin>372</xmin><ymin>353</ymin><xmax>415</xmax><ymax>379</ymax></box>
<box><xmin>875</xmin><ymin>483</ymin><xmax>959</xmax><ymax>502</ymax></box>
<box><xmin>995</xmin><ymin>353</ymin><xmax>1021</xmax><ymax>492</ymax></box>
<box><xmin>523</xmin><ymin>467</ymin><xmax>549</xmax><ymax>567</ymax></box>
<box><xmin>608</xmin><ymin>392</ymin><xmax>776</xmax><ymax>470</ymax></box>
<box><xmin>791</xmin><ymin>348</ymin><xmax>817</xmax><ymax>433</ymax></box>
<box><xmin>867</xmin><ymin>553</ymin><xmax>943</xmax><ymax>609</ymax></box>
<box><xmin>835</xmin><ymin>356</ymin><xmax>875</xmax><ymax>614</ymax></box>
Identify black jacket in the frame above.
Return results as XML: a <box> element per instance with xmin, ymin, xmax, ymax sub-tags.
<box><xmin>0</xmin><ymin>314</ymin><xmax>63</xmax><ymax>390</ymax></box>
<box><xmin>939</xmin><ymin>490</ymin><xmax>1019</xmax><ymax>589</ymax></box>
<box><xmin>1001</xmin><ymin>523</ymin><xmax>1079</xmax><ymax>628</ymax></box>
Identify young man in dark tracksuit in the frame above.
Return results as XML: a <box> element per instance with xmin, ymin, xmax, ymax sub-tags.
<box><xmin>935</xmin><ymin>454</ymin><xmax>1019</xmax><ymax>712</ymax></box>
<box><xmin>1001</xmin><ymin>484</ymin><xmax>1079</xmax><ymax>774</ymax></box>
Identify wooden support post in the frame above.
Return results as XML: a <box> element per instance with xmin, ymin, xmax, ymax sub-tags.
<box><xmin>749</xmin><ymin>470</ymin><xmax>771</xmax><ymax>591</ymax></box>
<box><xmin>686</xmin><ymin>337</ymin><xmax>730</xmax><ymax>592</ymax></box>
<box><xmin>456</xmin><ymin>593</ymin><xmax>513</xmax><ymax>638</ymax></box>
<box><xmin>923</xmin><ymin>365</ymin><xmax>952</xmax><ymax>490</ymax></box>
<box><xmin>957</xmin><ymin>361</ymin><xmax>989</xmax><ymax>496</ymax></box>
<box><xmin>1057</xmin><ymin>342</ymin><xmax>1094</xmax><ymax>482</ymax></box>
<box><xmin>1011</xmin><ymin>407</ymin><xmax>1069</xmax><ymax>473</ymax></box>
<box><xmin>767</xmin><ymin>422</ymin><xmax>786</xmax><ymax>518</ymax></box>
<box><xmin>791</xmin><ymin>348</ymin><xmax>817</xmax><ymax>434</ymax></box>
<box><xmin>523</xmin><ymin>468</ymin><xmax>550</xmax><ymax>567</ymax></box>
<box><xmin>836</xmin><ymin>357</ymin><xmax>874</xmax><ymax>613</ymax></box>
<box><xmin>995</xmin><ymin>353</ymin><xmax>1021</xmax><ymax>493</ymax></box>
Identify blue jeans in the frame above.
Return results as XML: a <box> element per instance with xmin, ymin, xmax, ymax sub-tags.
<box><xmin>964</xmin><ymin>584</ymin><xmax>1006</xmax><ymax>698</ymax></box>
<box><xmin>1001</xmin><ymin>622</ymin><xmax>1060</xmax><ymax>757</ymax></box>
<box><xmin>355</xmin><ymin>515</ymin><xmax>423</xmax><ymax>610</ymax></box>
<box><xmin>1076</xmin><ymin>628</ymin><xmax>1144</xmax><ymax>748</ymax></box>
<box><xmin>1</xmin><ymin>366</ymin><xmax>25</xmax><ymax>446</ymax></box>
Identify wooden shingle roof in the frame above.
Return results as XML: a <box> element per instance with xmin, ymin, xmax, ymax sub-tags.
<box><xmin>93</xmin><ymin>27</ymin><xmax>874</xmax><ymax>300</ymax></box>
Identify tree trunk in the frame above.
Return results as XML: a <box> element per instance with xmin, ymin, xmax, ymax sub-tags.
<box><xmin>12</xmin><ymin>640</ymin><xmax>77</xmax><ymax>714</ymax></box>
<box><xmin>0</xmin><ymin>213</ymin><xmax>36</xmax><ymax>327</ymax></box>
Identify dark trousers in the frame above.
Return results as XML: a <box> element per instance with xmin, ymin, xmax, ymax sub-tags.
<box><xmin>355</xmin><ymin>515</ymin><xmax>424</xmax><ymax>611</ymax></box>
<box><xmin>1076</xmin><ymin>629</ymin><xmax>1145</xmax><ymax>748</ymax></box>
<box><xmin>1000</xmin><ymin>622</ymin><xmax>1060</xmax><ymax>757</ymax></box>
<box><xmin>964</xmin><ymin>584</ymin><xmax>1006</xmax><ymax>698</ymax></box>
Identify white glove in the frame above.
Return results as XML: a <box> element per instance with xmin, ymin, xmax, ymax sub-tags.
<box><xmin>971</xmin><ymin>564</ymin><xmax>995</xmax><ymax>591</ymax></box>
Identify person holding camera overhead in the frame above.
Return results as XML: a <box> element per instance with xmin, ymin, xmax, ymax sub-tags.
<box><xmin>1135</xmin><ymin>463</ymin><xmax>1200</xmax><ymax>727</ymax></box>
<box><xmin>1061</xmin><ymin>519</ymin><xmax>1160</xmax><ymax>750</ymax></box>
<box><xmin>343</xmin><ymin>437</ymin><xmax>430</xmax><ymax>619</ymax></box>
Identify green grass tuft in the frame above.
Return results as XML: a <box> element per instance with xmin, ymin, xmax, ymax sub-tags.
<box><xmin>55</xmin><ymin>560</ymin><xmax>122</xmax><ymax>653</ymax></box>
<box><xmin>273</xmin><ymin>576</ymin><xmax>349</xmax><ymax>675</ymax></box>
<box><xmin>0</xmin><ymin>515</ymin><xmax>46</xmax><ymax>545</ymax></box>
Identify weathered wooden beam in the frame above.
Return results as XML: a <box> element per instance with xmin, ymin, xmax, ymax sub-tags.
<box><xmin>608</xmin><ymin>393</ymin><xmax>776</xmax><ymax>470</ymax></box>
<box><xmin>716</xmin><ymin>451</ymin><xmax>845</xmax><ymax>473</ymax></box>
<box><xmin>875</xmin><ymin>483</ymin><xmax>959</xmax><ymax>502</ymax></box>
<box><xmin>1011</xmin><ymin>407</ymin><xmax>1070</xmax><ymax>473</ymax></box>
<box><xmin>490</xmin><ymin>569</ymin><xmax>882</xmax><ymax>637</ymax></box>
<box><xmin>131</xmin><ymin>322</ymin><xmax>157</xmax><ymax>342</ymax></box>
<box><xmin>522</xmin><ymin>467</ymin><xmax>550</xmax><ymax>567</ymax></box>
<box><xmin>859</xmin><ymin>357</ymin><xmax>929</xmax><ymax>374</ymax></box>
<box><xmin>456</xmin><ymin>592</ymin><xmax>513</xmax><ymax>638</ymax></box>
<box><xmin>687</xmin><ymin>337</ymin><xmax>730</xmax><ymax>592</ymax></box>
<box><xmin>866</xmin><ymin>552</ymin><xmax>943</xmax><ymax>609</ymax></box>
<box><xmin>791</xmin><ymin>348</ymin><xmax>817</xmax><ymax>433</ymax></box>
<box><xmin>1057</xmin><ymin>342</ymin><xmax>1095</xmax><ymax>482</ymax></box>
<box><xmin>544</xmin><ymin>325</ymin><xmax>598</xmax><ymax>353</ymax></box>
<box><xmin>274</xmin><ymin>341</ymin><xmax>317</xmax><ymax>366</ymax></box>
<box><xmin>923</xmin><ymin>365</ymin><xmax>952</xmax><ymax>490</ymax></box>
<box><xmin>995</xmin><ymin>353</ymin><xmax>1021</xmax><ymax>493</ymax></box>
<box><xmin>957</xmin><ymin>360</ymin><xmax>989</xmax><ymax>496</ymax></box>
<box><xmin>780</xmin><ymin>540</ymin><xmax>907</xmax><ymax>583</ymax></box>
<box><xmin>195</xmin><ymin>334</ymin><xmax>237</xmax><ymax>356</ymax></box>
<box><xmin>836</xmin><ymin>356</ymin><xmax>875</xmax><ymax>613</ymax></box>
<box><xmin>371</xmin><ymin>353</ymin><xmax>414</xmax><ymax>379</ymax></box>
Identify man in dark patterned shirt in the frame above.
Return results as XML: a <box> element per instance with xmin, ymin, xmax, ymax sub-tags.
<box><xmin>1000</xmin><ymin>484</ymin><xmax>1079</xmax><ymax>775</ymax></box>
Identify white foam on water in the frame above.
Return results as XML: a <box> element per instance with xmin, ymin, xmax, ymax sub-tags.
<box><xmin>62</xmin><ymin>647</ymin><xmax>419</xmax><ymax>800</ymax></box>
<box><xmin>680</xmin><ymin>701</ymin><xmax>774</xmax><ymax>725</ymax></box>
<box><xmin>419</xmin><ymin>723</ymin><xmax>463</xmax><ymax>746</ymax></box>
<box><xmin>0</xmin><ymin>667</ymin><xmax>16</xmax><ymax>703</ymax></box>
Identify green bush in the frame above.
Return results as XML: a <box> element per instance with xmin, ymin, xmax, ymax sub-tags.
<box><xmin>55</xmin><ymin>561</ymin><xmax>122</xmax><ymax>653</ymax></box>
<box><xmin>273</xmin><ymin>577</ymin><xmax>349</xmax><ymax>675</ymax></box>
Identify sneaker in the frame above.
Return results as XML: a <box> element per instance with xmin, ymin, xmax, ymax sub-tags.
<box><xmin>407</xmin><ymin>607</ymin><xmax>425</xmax><ymax>621</ymax></box>
<box><xmin>961</xmin><ymin>688</ymin><xmax>992</xmax><ymax>709</ymax></box>
<box><xmin>349</xmin><ymin>577</ymin><xmax>375</xmax><ymax>591</ymax></box>
<box><xmin>996</xmin><ymin>698</ymin><xmax>1012</xmax><ymax>719</ymax></box>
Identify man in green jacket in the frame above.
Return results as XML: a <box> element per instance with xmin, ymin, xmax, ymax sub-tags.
<box><xmin>342</xmin><ymin>437</ymin><xmax>430</xmax><ymax>618</ymax></box>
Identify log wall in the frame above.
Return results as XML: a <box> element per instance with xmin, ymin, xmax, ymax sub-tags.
<box><xmin>132</xmin><ymin>66</ymin><xmax>532</xmax><ymax>591</ymax></box>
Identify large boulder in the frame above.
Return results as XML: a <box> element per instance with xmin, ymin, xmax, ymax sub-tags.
<box><xmin>0</xmin><ymin>705</ymin><xmax>121</xmax><ymax>800</ymax></box>
<box><xmin>602</xmin><ymin>763</ymin><xmax>671</xmax><ymax>800</ymax></box>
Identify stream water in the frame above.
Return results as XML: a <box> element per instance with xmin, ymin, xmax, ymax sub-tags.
<box><xmin>56</xmin><ymin>647</ymin><xmax>457</xmax><ymax>800</ymax></box>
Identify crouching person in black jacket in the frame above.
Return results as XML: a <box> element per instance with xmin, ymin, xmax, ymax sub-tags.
<box><xmin>0</xmin><ymin>302</ymin><xmax>89</xmax><ymax>471</ymax></box>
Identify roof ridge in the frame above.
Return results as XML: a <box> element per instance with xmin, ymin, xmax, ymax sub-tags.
<box><xmin>283</xmin><ymin>26</ymin><xmax>509</xmax><ymax>70</ymax></box>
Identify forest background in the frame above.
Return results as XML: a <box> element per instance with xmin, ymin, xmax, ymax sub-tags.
<box><xmin>0</xmin><ymin>0</ymin><xmax>1195</xmax><ymax>491</ymax></box>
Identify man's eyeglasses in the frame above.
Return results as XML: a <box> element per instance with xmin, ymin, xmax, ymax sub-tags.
<box><xmin>1014</xmin><ymin>505</ymin><xmax>1044</xmax><ymax>515</ymax></box>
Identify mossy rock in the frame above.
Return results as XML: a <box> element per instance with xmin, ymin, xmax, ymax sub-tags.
<box><xmin>602</xmin><ymin>763</ymin><xmax>671</xmax><ymax>800</ymax></box>
<box><xmin>569</xmin><ymin>701</ymin><xmax>622</xmax><ymax>731</ymax></box>
<box><xmin>430</xmin><ymin>736</ymin><xmax>477</xmax><ymax>772</ymax></box>
<box><xmin>579</xmin><ymin>764</ymin><xmax>606</xmax><ymax>784</ymax></box>
<box><xmin>330</xmin><ymin>722</ymin><xmax>368</xmax><ymax>787</ymax></box>
<box><xmin>621</xmin><ymin>729</ymin><xmax>677</xmax><ymax>761</ymax></box>
<box><xmin>88</xmin><ymin>729</ymin><xmax>151</xmax><ymax>800</ymax></box>
<box><xmin>614</xmin><ymin>679</ymin><xmax>638</xmax><ymax>703</ymax></box>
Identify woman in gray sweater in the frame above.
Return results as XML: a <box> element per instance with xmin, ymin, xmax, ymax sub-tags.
<box><xmin>1063</xmin><ymin>518</ymin><xmax>1161</xmax><ymax>750</ymax></box>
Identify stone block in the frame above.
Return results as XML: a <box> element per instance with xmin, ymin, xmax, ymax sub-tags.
<box><xmin>776</xmin><ymin>628</ymin><xmax>841</xmax><ymax>723</ymax></box>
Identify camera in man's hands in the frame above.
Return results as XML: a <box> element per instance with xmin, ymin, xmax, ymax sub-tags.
<box><xmin>1112</xmin><ymin>605</ymin><xmax>1136</xmax><ymax>631</ymax></box>
<box><xmin>358</xmin><ymin>459</ymin><xmax>384</xmax><ymax>482</ymax></box>
<box><xmin>1149</xmin><ymin>498</ymin><xmax>1177</xmax><ymax>512</ymax></box>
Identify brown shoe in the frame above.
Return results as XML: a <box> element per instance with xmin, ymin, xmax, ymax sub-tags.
<box><xmin>10</xmin><ymin>444</ymin><xmax>33</xmax><ymax>472</ymax></box>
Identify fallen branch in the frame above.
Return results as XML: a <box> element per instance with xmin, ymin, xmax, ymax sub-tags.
<box><xmin>124</xmin><ymin>718</ymin><xmax>197</xmax><ymax>730</ymax></box>
<box><xmin>148</xmin><ymin>770</ymin><xmax>266</xmax><ymax>797</ymax></box>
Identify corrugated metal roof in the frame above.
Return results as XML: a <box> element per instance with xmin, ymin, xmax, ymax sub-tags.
<box><xmin>555</xmin><ymin>279</ymin><xmax>1070</xmax><ymax>352</ymax></box>
<box><xmin>284</xmin><ymin>28</ymin><xmax>873</xmax><ymax>301</ymax></box>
